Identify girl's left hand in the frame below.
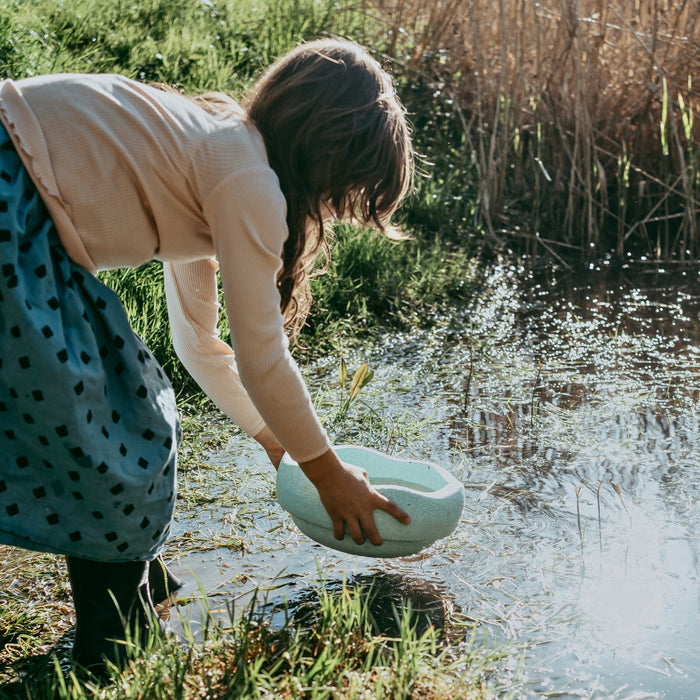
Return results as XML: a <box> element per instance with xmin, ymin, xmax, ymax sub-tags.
<box><xmin>253</xmin><ymin>425</ymin><xmax>285</xmax><ymax>470</ymax></box>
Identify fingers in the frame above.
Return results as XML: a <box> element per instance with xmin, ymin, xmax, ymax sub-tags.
<box><xmin>360</xmin><ymin>494</ymin><xmax>411</xmax><ymax>546</ymax></box>
<box><xmin>332</xmin><ymin>513</ymin><xmax>370</xmax><ymax>545</ymax></box>
<box><xmin>376</xmin><ymin>494</ymin><xmax>412</xmax><ymax>526</ymax></box>
<box><xmin>332</xmin><ymin>516</ymin><xmax>345</xmax><ymax>541</ymax></box>
<box><xmin>331</xmin><ymin>495</ymin><xmax>411</xmax><ymax>546</ymax></box>
<box><xmin>359</xmin><ymin>514</ymin><xmax>383</xmax><ymax>546</ymax></box>
<box><xmin>347</xmin><ymin>519</ymin><xmax>369</xmax><ymax>545</ymax></box>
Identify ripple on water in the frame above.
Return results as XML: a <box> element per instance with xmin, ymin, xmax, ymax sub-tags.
<box><xmin>174</xmin><ymin>263</ymin><xmax>700</xmax><ymax>698</ymax></box>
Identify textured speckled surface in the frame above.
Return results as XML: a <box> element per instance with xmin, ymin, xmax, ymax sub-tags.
<box><xmin>276</xmin><ymin>445</ymin><xmax>464</xmax><ymax>558</ymax></box>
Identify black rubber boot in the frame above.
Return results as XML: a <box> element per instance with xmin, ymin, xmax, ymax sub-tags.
<box><xmin>148</xmin><ymin>556</ymin><xmax>185</xmax><ymax>607</ymax></box>
<box><xmin>66</xmin><ymin>555</ymin><xmax>166</xmax><ymax>676</ymax></box>
<box><xmin>148</xmin><ymin>556</ymin><xmax>185</xmax><ymax>621</ymax></box>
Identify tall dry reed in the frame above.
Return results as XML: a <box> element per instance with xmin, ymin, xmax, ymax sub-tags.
<box><xmin>373</xmin><ymin>0</ymin><xmax>700</xmax><ymax>261</ymax></box>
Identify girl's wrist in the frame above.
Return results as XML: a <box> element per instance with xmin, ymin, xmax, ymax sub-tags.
<box><xmin>299</xmin><ymin>448</ymin><xmax>343</xmax><ymax>487</ymax></box>
<box><xmin>253</xmin><ymin>425</ymin><xmax>285</xmax><ymax>468</ymax></box>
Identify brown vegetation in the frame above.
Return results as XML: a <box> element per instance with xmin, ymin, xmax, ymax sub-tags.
<box><xmin>374</xmin><ymin>0</ymin><xmax>700</xmax><ymax>261</ymax></box>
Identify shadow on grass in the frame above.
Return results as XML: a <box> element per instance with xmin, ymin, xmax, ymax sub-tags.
<box><xmin>270</xmin><ymin>570</ymin><xmax>471</xmax><ymax>644</ymax></box>
<box><xmin>0</xmin><ymin>629</ymin><xmax>73</xmax><ymax>699</ymax></box>
<box><xmin>0</xmin><ymin>568</ymin><xmax>504</xmax><ymax>699</ymax></box>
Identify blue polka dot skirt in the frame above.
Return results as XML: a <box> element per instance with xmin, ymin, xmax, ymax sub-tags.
<box><xmin>0</xmin><ymin>122</ymin><xmax>179</xmax><ymax>562</ymax></box>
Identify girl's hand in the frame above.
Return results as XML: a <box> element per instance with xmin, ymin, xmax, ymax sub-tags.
<box><xmin>300</xmin><ymin>448</ymin><xmax>411</xmax><ymax>545</ymax></box>
<box><xmin>253</xmin><ymin>425</ymin><xmax>285</xmax><ymax>470</ymax></box>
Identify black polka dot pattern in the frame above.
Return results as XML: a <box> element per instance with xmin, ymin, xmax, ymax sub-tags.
<box><xmin>0</xmin><ymin>124</ymin><xmax>179</xmax><ymax>562</ymax></box>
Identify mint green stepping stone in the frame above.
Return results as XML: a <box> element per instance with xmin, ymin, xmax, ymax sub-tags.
<box><xmin>276</xmin><ymin>445</ymin><xmax>464</xmax><ymax>558</ymax></box>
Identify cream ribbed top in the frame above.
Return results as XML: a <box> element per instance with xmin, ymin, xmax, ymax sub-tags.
<box><xmin>0</xmin><ymin>73</ymin><xmax>330</xmax><ymax>463</ymax></box>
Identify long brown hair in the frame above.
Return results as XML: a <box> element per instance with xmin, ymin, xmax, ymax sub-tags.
<box><xmin>242</xmin><ymin>38</ymin><xmax>414</xmax><ymax>335</ymax></box>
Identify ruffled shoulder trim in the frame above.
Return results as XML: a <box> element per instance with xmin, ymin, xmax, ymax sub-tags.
<box><xmin>0</xmin><ymin>79</ymin><xmax>62</xmax><ymax>199</ymax></box>
<box><xmin>0</xmin><ymin>79</ymin><xmax>96</xmax><ymax>272</ymax></box>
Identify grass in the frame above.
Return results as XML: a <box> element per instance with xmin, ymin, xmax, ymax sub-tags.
<box><xmin>0</xmin><ymin>0</ymin><xmax>352</xmax><ymax>90</ymax></box>
<box><xmin>303</xmin><ymin>225</ymin><xmax>482</xmax><ymax>355</ymax></box>
<box><xmin>4</xmin><ymin>0</ymin><xmax>695</xmax><ymax>695</ymax></box>
<box><xmin>379</xmin><ymin>0</ymin><xmax>700</xmax><ymax>261</ymax></box>
<box><xmin>0</xmin><ymin>546</ymin><xmax>505</xmax><ymax>699</ymax></box>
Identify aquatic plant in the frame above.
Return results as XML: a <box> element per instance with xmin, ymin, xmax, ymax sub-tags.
<box><xmin>332</xmin><ymin>359</ymin><xmax>375</xmax><ymax>425</ymax></box>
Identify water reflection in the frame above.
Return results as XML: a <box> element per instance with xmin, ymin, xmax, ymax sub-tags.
<box><xmin>434</xmin><ymin>263</ymin><xmax>700</xmax><ymax>696</ymax></box>
<box><xmin>265</xmin><ymin>572</ymin><xmax>466</xmax><ymax>643</ymax></box>
<box><xmin>172</xmin><ymin>262</ymin><xmax>700</xmax><ymax>698</ymax></box>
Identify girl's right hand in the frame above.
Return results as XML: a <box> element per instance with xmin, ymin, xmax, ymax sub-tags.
<box><xmin>299</xmin><ymin>448</ymin><xmax>411</xmax><ymax>545</ymax></box>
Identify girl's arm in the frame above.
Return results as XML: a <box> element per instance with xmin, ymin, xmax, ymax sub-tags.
<box><xmin>165</xmin><ymin>259</ymin><xmax>287</xmax><ymax>471</ymax></box>
<box><xmin>165</xmin><ymin>254</ymin><xmax>409</xmax><ymax>543</ymax></box>
<box><xmin>205</xmin><ymin>168</ymin><xmax>332</xmax><ymax>463</ymax></box>
<box><xmin>163</xmin><ymin>257</ymin><xmax>268</xmax><ymax>439</ymax></box>
<box><xmin>196</xmin><ymin>168</ymin><xmax>410</xmax><ymax>542</ymax></box>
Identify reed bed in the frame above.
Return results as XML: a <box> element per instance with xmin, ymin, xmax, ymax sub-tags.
<box><xmin>374</xmin><ymin>0</ymin><xmax>700</xmax><ymax>261</ymax></box>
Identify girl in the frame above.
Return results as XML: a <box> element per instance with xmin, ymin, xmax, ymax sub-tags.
<box><xmin>0</xmin><ymin>38</ymin><xmax>413</xmax><ymax>672</ymax></box>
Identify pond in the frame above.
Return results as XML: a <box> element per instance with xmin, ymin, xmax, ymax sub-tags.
<box><xmin>169</xmin><ymin>262</ymin><xmax>700</xmax><ymax>699</ymax></box>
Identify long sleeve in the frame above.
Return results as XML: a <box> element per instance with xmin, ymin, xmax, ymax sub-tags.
<box><xmin>202</xmin><ymin>167</ymin><xmax>331</xmax><ymax>463</ymax></box>
<box><xmin>165</xmin><ymin>167</ymin><xmax>331</xmax><ymax>464</ymax></box>
<box><xmin>163</xmin><ymin>258</ymin><xmax>267</xmax><ymax>438</ymax></box>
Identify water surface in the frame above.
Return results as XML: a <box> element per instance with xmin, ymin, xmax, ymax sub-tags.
<box><xmin>171</xmin><ymin>262</ymin><xmax>700</xmax><ymax>698</ymax></box>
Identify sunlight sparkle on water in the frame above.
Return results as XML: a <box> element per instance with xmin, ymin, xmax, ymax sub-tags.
<box><xmin>563</xmin><ymin>501</ymin><xmax>699</xmax><ymax>664</ymax></box>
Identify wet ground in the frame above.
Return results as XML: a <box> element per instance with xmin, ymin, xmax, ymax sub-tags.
<box><xmin>168</xmin><ymin>262</ymin><xmax>700</xmax><ymax>699</ymax></box>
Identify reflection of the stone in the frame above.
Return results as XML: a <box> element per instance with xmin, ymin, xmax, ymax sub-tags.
<box><xmin>267</xmin><ymin>572</ymin><xmax>469</xmax><ymax>643</ymax></box>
